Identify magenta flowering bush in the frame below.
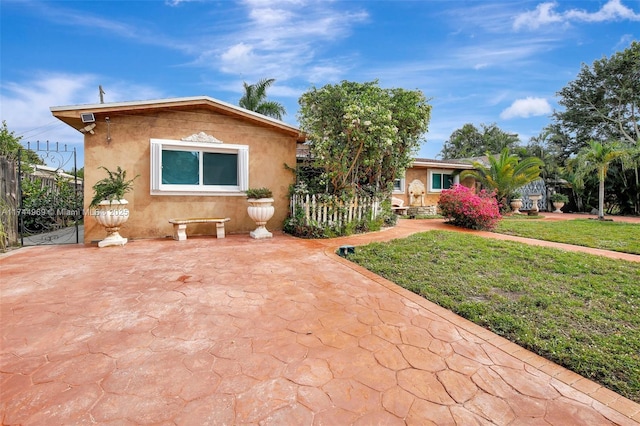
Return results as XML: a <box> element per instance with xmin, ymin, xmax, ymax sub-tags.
<box><xmin>438</xmin><ymin>184</ymin><xmax>501</xmax><ymax>231</ymax></box>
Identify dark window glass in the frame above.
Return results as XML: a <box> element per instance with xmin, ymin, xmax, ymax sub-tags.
<box><xmin>162</xmin><ymin>150</ymin><xmax>199</xmax><ymax>184</ymax></box>
<box><xmin>203</xmin><ymin>152</ymin><xmax>238</xmax><ymax>186</ymax></box>
<box><xmin>443</xmin><ymin>174</ymin><xmax>453</xmax><ymax>189</ymax></box>
<box><xmin>432</xmin><ymin>173</ymin><xmax>442</xmax><ymax>190</ymax></box>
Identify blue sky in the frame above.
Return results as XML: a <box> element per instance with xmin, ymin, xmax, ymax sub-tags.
<box><xmin>1</xmin><ymin>0</ymin><xmax>639</xmax><ymax>168</ymax></box>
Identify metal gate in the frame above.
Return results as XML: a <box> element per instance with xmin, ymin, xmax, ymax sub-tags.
<box><xmin>18</xmin><ymin>142</ymin><xmax>82</xmax><ymax>246</ymax></box>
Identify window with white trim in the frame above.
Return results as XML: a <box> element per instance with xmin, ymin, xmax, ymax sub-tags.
<box><xmin>393</xmin><ymin>177</ymin><xmax>406</xmax><ymax>194</ymax></box>
<box><xmin>150</xmin><ymin>138</ymin><xmax>248</xmax><ymax>195</ymax></box>
<box><xmin>429</xmin><ymin>169</ymin><xmax>454</xmax><ymax>192</ymax></box>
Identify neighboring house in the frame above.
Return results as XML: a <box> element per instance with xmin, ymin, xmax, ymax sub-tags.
<box><xmin>27</xmin><ymin>164</ymin><xmax>84</xmax><ymax>192</ymax></box>
<box><xmin>51</xmin><ymin>96</ymin><xmax>304</xmax><ymax>244</ymax></box>
<box><xmin>393</xmin><ymin>158</ymin><xmax>476</xmax><ymax>209</ymax></box>
<box><xmin>296</xmin><ymin>146</ymin><xmax>476</xmax><ymax>212</ymax></box>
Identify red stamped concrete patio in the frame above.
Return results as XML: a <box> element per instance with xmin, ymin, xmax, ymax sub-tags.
<box><xmin>2</xmin><ymin>214</ymin><xmax>639</xmax><ymax>425</ymax></box>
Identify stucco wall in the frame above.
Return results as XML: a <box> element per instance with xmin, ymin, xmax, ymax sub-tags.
<box><xmin>82</xmin><ymin>107</ymin><xmax>297</xmax><ymax>243</ymax></box>
<box><xmin>395</xmin><ymin>167</ymin><xmax>476</xmax><ymax>207</ymax></box>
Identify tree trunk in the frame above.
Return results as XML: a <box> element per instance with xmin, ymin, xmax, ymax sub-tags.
<box><xmin>598</xmin><ymin>169</ymin><xmax>605</xmax><ymax>219</ymax></box>
<box><xmin>634</xmin><ymin>167</ymin><xmax>640</xmax><ymax>216</ymax></box>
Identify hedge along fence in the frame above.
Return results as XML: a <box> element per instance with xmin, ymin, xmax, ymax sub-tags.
<box><xmin>287</xmin><ymin>193</ymin><xmax>386</xmax><ymax>238</ymax></box>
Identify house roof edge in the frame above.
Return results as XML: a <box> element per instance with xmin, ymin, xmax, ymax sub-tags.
<box><xmin>410</xmin><ymin>158</ymin><xmax>475</xmax><ymax>169</ymax></box>
<box><xmin>50</xmin><ymin>95</ymin><xmax>303</xmax><ymax>139</ymax></box>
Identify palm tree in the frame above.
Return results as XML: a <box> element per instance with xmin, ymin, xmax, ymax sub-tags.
<box><xmin>559</xmin><ymin>164</ymin><xmax>585</xmax><ymax>212</ymax></box>
<box><xmin>238</xmin><ymin>78</ymin><xmax>286</xmax><ymax>120</ymax></box>
<box><xmin>575</xmin><ymin>140</ymin><xmax>628</xmax><ymax>220</ymax></box>
<box><xmin>461</xmin><ymin>148</ymin><xmax>543</xmax><ymax>208</ymax></box>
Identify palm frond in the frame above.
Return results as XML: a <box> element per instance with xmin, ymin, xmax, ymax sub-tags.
<box><xmin>238</xmin><ymin>78</ymin><xmax>286</xmax><ymax>119</ymax></box>
<box><xmin>461</xmin><ymin>148</ymin><xmax>543</xmax><ymax>202</ymax></box>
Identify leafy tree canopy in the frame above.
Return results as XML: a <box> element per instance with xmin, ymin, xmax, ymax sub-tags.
<box><xmin>521</xmin><ymin>126</ymin><xmax>570</xmax><ymax>180</ymax></box>
<box><xmin>440</xmin><ymin>123</ymin><xmax>521</xmax><ymax>159</ymax></box>
<box><xmin>548</xmin><ymin>41</ymin><xmax>640</xmax><ymax>215</ymax></box>
<box><xmin>238</xmin><ymin>78</ymin><xmax>286</xmax><ymax>120</ymax></box>
<box><xmin>554</xmin><ymin>40</ymin><xmax>639</xmax><ymax>151</ymax></box>
<box><xmin>298</xmin><ymin>80</ymin><xmax>432</xmax><ymax>196</ymax></box>
<box><xmin>0</xmin><ymin>121</ymin><xmax>42</xmax><ymax>165</ymax></box>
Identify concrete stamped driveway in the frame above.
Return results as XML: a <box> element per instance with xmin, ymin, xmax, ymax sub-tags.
<box><xmin>2</xmin><ymin>216</ymin><xmax>639</xmax><ymax>425</ymax></box>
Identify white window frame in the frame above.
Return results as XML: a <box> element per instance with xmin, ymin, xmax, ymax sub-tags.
<box><xmin>428</xmin><ymin>169</ymin><xmax>457</xmax><ymax>193</ymax></box>
<box><xmin>150</xmin><ymin>138</ymin><xmax>249</xmax><ymax>196</ymax></box>
<box><xmin>393</xmin><ymin>177</ymin><xmax>406</xmax><ymax>194</ymax></box>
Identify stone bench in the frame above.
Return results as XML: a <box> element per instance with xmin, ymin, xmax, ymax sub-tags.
<box><xmin>391</xmin><ymin>197</ymin><xmax>409</xmax><ymax>215</ymax></box>
<box><xmin>168</xmin><ymin>217</ymin><xmax>230</xmax><ymax>241</ymax></box>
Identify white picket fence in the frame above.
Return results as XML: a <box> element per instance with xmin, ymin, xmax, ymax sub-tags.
<box><xmin>290</xmin><ymin>193</ymin><xmax>380</xmax><ymax>227</ymax></box>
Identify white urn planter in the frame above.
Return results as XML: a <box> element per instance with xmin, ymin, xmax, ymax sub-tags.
<box><xmin>510</xmin><ymin>199</ymin><xmax>523</xmax><ymax>214</ymax></box>
<box><xmin>94</xmin><ymin>199</ymin><xmax>130</xmax><ymax>247</ymax></box>
<box><xmin>247</xmin><ymin>198</ymin><xmax>274</xmax><ymax>239</ymax></box>
<box><xmin>528</xmin><ymin>194</ymin><xmax>542</xmax><ymax>214</ymax></box>
<box><xmin>552</xmin><ymin>201</ymin><xmax>565</xmax><ymax>213</ymax></box>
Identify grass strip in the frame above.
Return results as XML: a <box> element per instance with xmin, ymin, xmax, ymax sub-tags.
<box><xmin>496</xmin><ymin>218</ymin><xmax>640</xmax><ymax>254</ymax></box>
<box><xmin>348</xmin><ymin>230</ymin><xmax>640</xmax><ymax>402</ymax></box>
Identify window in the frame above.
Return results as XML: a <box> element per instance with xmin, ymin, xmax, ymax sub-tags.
<box><xmin>393</xmin><ymin>177</ymin><xmax>406</xmax><ymax>194</ymax></box>
<box><xmin>150</xmin><ymin>138</ymin><xmax>248</xmax><ymax>195</ymax></box>
<box><xmin>429</xmin><ymin>170</ymin><xmax>454</xmax><ymax>192</ymax></box>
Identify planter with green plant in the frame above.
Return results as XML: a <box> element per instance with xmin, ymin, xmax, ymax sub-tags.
<box><xmin>246</xmin><ymin>187</ymin><xmax>274</xmax><ymax>239</ymax></box>
<box><xmin>550</xmin><ymin>192</ymin><xmax>569</xmax><ymax>213</ymax></box>
<box><xmin>90</xmin><ymin>166</ymin><xmax>138</xmax><ymax>247</ymax></box>
<box><xmin>509</xmin><ymin>190</ymin><xmax>523</xmax><ymax>214</ymax></box>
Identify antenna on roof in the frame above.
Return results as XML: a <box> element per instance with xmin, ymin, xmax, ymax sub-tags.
<box><xmin>99</xmin><ymin>85</ymin><xmax>105</xmax><ymax>104</ymax></box>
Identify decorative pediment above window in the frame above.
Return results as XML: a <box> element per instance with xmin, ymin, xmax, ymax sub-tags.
<box><xmin>181</xmin><ymin>132</ymin><xmax>224</xmax><ymax>144</ymax></box>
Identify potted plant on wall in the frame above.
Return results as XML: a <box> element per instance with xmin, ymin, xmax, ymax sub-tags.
<box><xmin>90</xmin><ymin>166</ymin><xmax>138</xmax><ymax>247</ymax></box>
<box><xmin>550</xmin><ymin>193</ymin><xmax>569</xmax><ymax>213</ymax></box>
<box><xmin>246</xmin><ymin>187</ymin><xmax>274</xmax><ymax>239</ymax></box>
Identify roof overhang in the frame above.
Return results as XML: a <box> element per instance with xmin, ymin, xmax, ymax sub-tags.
<box><xmin>50</xmin><ymin>96</ymin><xmax>305</xmax><ymax>142</ymax></box>
<box><xmin>410</xmin><ymin>158</ymin><xmax>475</xmax><ymax>169</ymax></box>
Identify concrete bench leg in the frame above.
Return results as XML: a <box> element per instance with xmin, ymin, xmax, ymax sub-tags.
<box><xmin>173</xmin><ymin>224</ymin><xmax>188</xmax><ymax>241</ymax></box>
<box><xmin>216</xmin><ymin>222</ymin><xmax>226</xmax><ymax>239</ymax></box>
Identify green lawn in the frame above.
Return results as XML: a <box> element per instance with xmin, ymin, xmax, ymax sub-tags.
<box><xmin>495</xmin><ymin>218</ymin><xmax>640</xmax><ymax>254</ymax></box>
<box><xmin>348</xmin><ymin>230</ymin><xmax>640</xmax><ymax>402</ymax></box>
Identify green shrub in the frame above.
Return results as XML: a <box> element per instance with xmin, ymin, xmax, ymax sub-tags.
<box><xmin>550</xmin><ymin>193</ymin><xmax>569</xmax><ymax>203</ymax></box>
<box><xmin>283</xmin><ymin>194</ymin><xmax>389</xmax><ymax>238</ymax></box>
<box><xmin>246</xmin><ymin>187</ymin><xmax>273</xmax><ymax>199</ymax></box>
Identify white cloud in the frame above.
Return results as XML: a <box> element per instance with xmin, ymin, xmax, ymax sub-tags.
<box><xmin>165</xmin><ymin>0</ymin><xmax>200</xmax><ymax>6</ymax></box>
<box><xmin>0</xmin><ymin>73</ymin><xmax>94</xmax><ymax>141</ymax></box>
<box><xmin>452</xmin><ymin>39</ymin><xmax>556</xmax><ymax>70</ymax></box>
<box><xmin>242</xmin><ymin>0</ymin><xmax>305</xmax><ymax>7</ymax></box>
<box><xmin>565</xmin><ymin>0</ymin><xmax>640</xmax><ymax>22</ymax></box>
<box><xmin>213</xmin><ymin>2</ymin><xmax>368</xmax><ymax>81</ymax></box>
<box><xmin>446</xmin><ymin>3</ymin><xmax>526</xmax><ymax>34</ymax></box>
<box><xmin>307</xmin><ymin>65</ymin><xmax>346</xmax><ymax>84</ymax></box>
<box><xmin>0</xmin><ymin>73</ymin><xmax>163</xmax><ymax>143</ymax></box>
<box><xmin>513</xmin><ymin>3</ymin><xmax>564</xmax><ymax>30</ymax></box>
<box><xmin>220</xmin><ymin>43</ymin><xmax>256</xmax><ymax>72</ymax></box>
<box><xmin>31</xmin><ymin>2</ymin><xmax>195</xmax><ymax>55</ymax></box>
<box><xmin>500</xmin><ymin>97</ymin><xmax>552</xmax><ymax>119</ymax></box>
<box><xmin>514</xmin><ymin>0</ymin><xmax>640</xmax><ymax>30</ymax></box>
<box><xmin>616</xmin><ymin>34</ymin><xmax>635</xmax><ymax>49</ymax></box>
<box><xmin>248</xmin><ymin>7</ymin><xmax>293</xmax><ymax>26</ymax></box>
<box><xmin>28</xmin><ymin>1</ymin><xmax>368</xmax><ymax>84</ymax></box>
